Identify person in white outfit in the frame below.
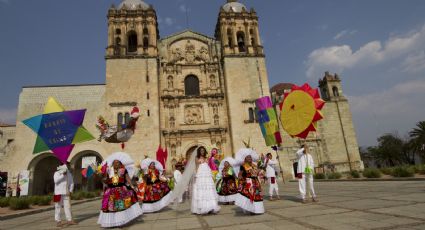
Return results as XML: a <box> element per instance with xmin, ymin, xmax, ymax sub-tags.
<box><xmin>53</xmin><ymin>163</ymin><xmax>77</xmax><ymax>227</ymax></box>
<box><xmin>297</xmin><ymin>145</ymin><xmax>318</xmax><ymax>203</ymax></box>
<box><xmin>265</xmin><ymin>153</ymin><xmax>279</xmax><ymax>200</ymax></box>
<box><xmin>173</xmin><ymin>162</ymin><xmax>184</xmax><ymax>203</ymax></box>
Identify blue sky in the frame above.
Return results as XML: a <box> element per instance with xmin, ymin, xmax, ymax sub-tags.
<box><xmin>1</xmin><ymin>0</ymin><xmax>425</xmax><ymax>147</ymax></box>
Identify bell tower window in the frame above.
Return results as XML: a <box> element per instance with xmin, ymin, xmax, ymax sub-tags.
<box><xmin>237</xmin><ymin>31</ymin><xmax>246</xmax><ymax>53</ymax></box>
<box><xmin>332</xmin><ymin>86</ymin><xmax>339</xmax><ymax>97</ymax></box>
<box><xmin>127</xmin><ymin>30</ymin><xmax>138</xmax><ymax>53</ymax></box>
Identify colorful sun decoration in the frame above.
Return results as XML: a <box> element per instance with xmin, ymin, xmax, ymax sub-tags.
<box><xmin>279</xmin><ymin>83</ymin><xmax>325</xmax><ymax>139</ymax></box>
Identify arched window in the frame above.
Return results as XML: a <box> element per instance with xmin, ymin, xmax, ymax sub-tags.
<box><xmin>124</xmin><ymin>112</ymin><xmax>130</xmax><ymax>126</ymax></box>
<box><xmin>117</xmin><ymin>113</ymin><xmax>123</xmax><ymax>129</ymax></box>
<box><xmin>146</xmin><ymin>74</ymin><xmax>149</xmax><ymax>83</ymax></box>
<box><xmin>147</xmin><ymin>110</ymin><xmax>150</xmax><ymax>117</ymax></box>
<box><xmin>227</xmin><ymin>28</ymin><xmax>233</xmax><ymax>47</ymax></box>
<box><xmin>248</xmin><ymin>108</ymin><xmax>255</xmax><ymax>122</ymax></box>
<box><xmin>115</xmin><ymin>28</ymin><xmax>121</xmax><ymax>35</ymax></box>
<box><xmin>147</xmin><ymin>92</ymin><xmax>150</xmax><ymax>100</ymax></box>
<box><xmin>115</xmin><ymin>37</ymin><xmax>121</xmax><ymax>46</ymax></box>
<box><xmin>184</xmin><ymin>75</ymin><xmax>200</xmax><ymax>96</ymax></box>
<box><xmin>249</xmin><ymin>29</ymin><xmax>256</xmax><ymax>46</ymax></box>
<box><xmin>237</xmin><ymin>31</ymin><xmax>246</xmax><ymax>53</ymax></box>
<box><xmin>114</xmin><ymin>37</ymin><xmax>121</xmax><ymax>55</ymax></box>
<box><xmin>332</xmin><ymin>86</ymin><xmax>339</xmax><ymax>97</ymax></box>
<box><xmin>167</xmin><ymin>76</ymin><xmax>174</xmax><ymax>89</ymax></box>
<box><xmin>127</xmin><ymin>31</ymin><xmax>138</xmax><ymax>53</ymax></box>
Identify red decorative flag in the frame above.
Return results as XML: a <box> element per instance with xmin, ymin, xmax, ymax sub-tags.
<box><xmin>156</xmin><ymin>145</ymin><xmax>165</xmax><ymax>169</ymax></box>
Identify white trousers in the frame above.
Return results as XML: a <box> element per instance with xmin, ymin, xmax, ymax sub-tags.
<box><xmin>55</xmin><ymin>195</ymin><xmax>72</xmax><ymax>222</ymax></box>
<box><xmin>268</xmin><ymin>177</ymin><xmax>279</xmax><ymax>196</ymax></box>
<box><xmin>298</xmin><ymin>174</ymin><xmax>316</xmax><ymax>199</ymax></box>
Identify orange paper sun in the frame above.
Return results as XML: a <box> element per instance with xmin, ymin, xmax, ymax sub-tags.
<box><xmin>279</xmin><ymin>83</ymin><xmax>325</xmax><ymax>139</ymax></box>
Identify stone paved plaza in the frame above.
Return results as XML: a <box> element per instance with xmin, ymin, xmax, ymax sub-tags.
<box><xmin>2</xmin><ymin>181</ymin><xmax>425</xmax><ymax>230</ymax></box>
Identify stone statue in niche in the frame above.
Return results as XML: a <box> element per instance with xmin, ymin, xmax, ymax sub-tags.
<box><xmin>212</xmin><ymin>104</ymin><xmax>218</xmax><ymax>114</ymax></box>
<box><xmin>184</xmin><ymin>105</ymin><xmax>203</xmax><ymax>124</ymax></box>
<box><xmin>167</xmin><ymin>76</ymin><xmax>174</xmax><ymax>89</ymax></box>
<box><xmin>214</xmin><ymin>115</ymin><xmax>219</xmax><ymax>126</ymax></box>
<box><xmin>210</xmin><ymin>75</ymin><xmax>217</xmax><ymax>88</ymax></box>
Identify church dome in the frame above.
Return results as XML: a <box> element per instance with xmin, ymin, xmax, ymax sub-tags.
<box><xmin>118</xmin><ymin>0</ymin><xmax>149</xmax><ymax>10</ymax></box>
<box><xmin>222</xmin><ymin>0</ymin><xmax>247</xmax><ymax>13</ymax></box>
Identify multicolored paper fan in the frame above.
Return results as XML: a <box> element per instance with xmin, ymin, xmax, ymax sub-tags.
<box><xmin>280</xmin><ymin>83</ymin><xmax>325</xmax><ymax>139</ymax></box>
<box><xmin>22</xmin><ymin>97</ymin><xmax>95</xmax><ymax>163</ymax></box>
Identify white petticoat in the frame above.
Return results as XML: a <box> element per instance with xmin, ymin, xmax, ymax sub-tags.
<box><xmin>191</xmin><ymin>163</ymin><xmax>221</xmax><ymax>214</ymax></box>
<box><xmin>97</xmin><ymin>202</ymin><xmax>143</xmax><ymax>228</ymax></box>
<box><xmin>218</xmin><ymin>193</ymin><xmax>238</xmax><ymax>203</ymax></box>
<box><xmin>142</xmin><ymin>191</ymin><xmax>173</xmax><ymax>213</ymax></box>
<box><xmin>234</xmin><ymin>193</ymin><xmax>265</xmax><ymax>214</ymax></box>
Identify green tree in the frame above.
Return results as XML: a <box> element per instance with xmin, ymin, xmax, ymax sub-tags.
<box><xmin>369</xmin><ymin>133</ymin><xmax>406</xmax><ymax>167</ymax></box>
<box><xmin>409</xmin><ymin>121</ymin><xmax>425</xmax><ymax>159</ymax></box>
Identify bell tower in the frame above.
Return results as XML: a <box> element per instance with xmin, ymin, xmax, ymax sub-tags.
<box><xmin>215</xmin><ymin>0</ymin><xmax>264</xmax><ymax>56</ymax></box>
<box><xmin>216</xmin><ymin>0</ymin><xmax>271</xmax><ymax>153</ymax></box>
<box><xmin>106</xmin><ymin>0</ymin><xmax>158</xmax><ymax>57</ymax></box>
<box><xmin>104</xmin><ymin>0</ymin><xmax>160</xmax><ymax>156</ymax></box>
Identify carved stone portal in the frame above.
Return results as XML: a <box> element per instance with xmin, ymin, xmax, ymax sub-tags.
<box><xmin>184</xmin><ymin>104</ymin><xmax>204</xmax><ymax>124</ymax></box>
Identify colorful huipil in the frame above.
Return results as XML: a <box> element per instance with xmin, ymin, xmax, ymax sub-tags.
<box><xmin>238</xmin><ymin>163</ymin><xmax>263</xmax><ymax>203</ymax></box>
<box><xmin>216</xmin><ymin>166</ymin><xmax>238</xmax><ymax>203</ymax></box>
<box><xmin>101</xmin><ymin>167</ymin><xmax>138</xmax><ymax>213</ymax></box>
<box><xmin>143</xmin><ymin>169</ymin><xmax>171</xmax><ymax>203</ymax></box>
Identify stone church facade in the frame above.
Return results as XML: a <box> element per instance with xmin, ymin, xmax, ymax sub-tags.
<box><xmin>0</xmin><ymin>0</ymin><xmax>363</xmax><ymax>195</ymax></box>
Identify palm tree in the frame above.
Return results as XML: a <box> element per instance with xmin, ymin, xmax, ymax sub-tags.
<box><xmin>409</xmin><ymin>121</ymin><xmax>425</xmax><ymax>158</ymax></box>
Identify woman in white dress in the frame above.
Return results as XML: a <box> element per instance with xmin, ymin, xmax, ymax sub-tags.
<box><xmin>191</xmin><ymin>146</ymin><xmax>221</xmax><ymax>214</ymax></box>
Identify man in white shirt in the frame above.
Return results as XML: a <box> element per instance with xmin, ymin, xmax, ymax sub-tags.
<box><xmin>265</xmin><ymin>153</ymin><xmax>280</xmax><ymax>200</ymax></box>
<box><xmin>53</xmin><ymin>163</ymin><xmax>77</xmax><ymax>227</ymax></box>
<box><xmin>297</xmin><ymin>145</ymin><xmax>317</xmax><ymax>203</ymax></box>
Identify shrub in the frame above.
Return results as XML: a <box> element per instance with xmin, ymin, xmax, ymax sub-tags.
<box><xmin>38</xmin><ymin>196</ymin><xmax>52</xmax><ymax>206</ymax></box>
<box><xmin>29</xmin><ymin>196</ymin><xmax>41</xmax><ymax>205</ymax></box>
<box><xmin>314</xmin><ymin>173</ymin><xmax>325</xmax><ymax>179</ymax></box>
<box><xmin>380</xmin><ymin>168</ymin><xmax>393</xmax><ymax>175</ymax></box>
<box><xmin>391</xmin><ymin>166</ymin><xmax>414</xmax><ymax>177</ymax></box>
<box><xmin>327</xmin><ymin>172</ymin><xmax>342</xmax><ymax>179</ymax></box>
<box><xmin>350</xmin><ymin>170</ymin><xmax>360</xmax><ymax>178</ymax></box>
<box><xmin>9</xmin><ymin>198</ymin><xmax>31</xmax><ymax>210</ymax></box>
<box><xmin>0</xmin><ymin>197</ymin><xmax>10</xmax><ymax>207</ymax></box>
<box><xmin>363</xmin><ymin>168</ymin><xmax>382</xmax><ymax>178</ymax></box>
<box><xmin>418</xmin><ymin>164</ymin><xmax>425</xmax><ymax>175</ymax></box>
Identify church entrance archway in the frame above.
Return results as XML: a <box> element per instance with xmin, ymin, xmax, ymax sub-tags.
<box><xmin>28</xmin><ymin>152</ymin><xmax>61</xmax><ymax>195</ymax></box>
<box><xmin>70</xmin><ymin>150</ymin><xmax>103</xmax><ymax>192</ymax></box>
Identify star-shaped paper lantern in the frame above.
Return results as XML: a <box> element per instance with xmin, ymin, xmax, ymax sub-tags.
<box><xmin>23</xmin><ymin>97</ymin><xmax>95</xmax><ymax>163</ymax></box>
<box><xmin>280</xmin><ymin>83</ymin><xmax>325</xmax><ymax>139</ymax></box>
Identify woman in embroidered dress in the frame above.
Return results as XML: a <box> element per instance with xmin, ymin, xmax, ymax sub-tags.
<box><xmin>216</xmin><ymin>157</ymin><xmax>238</xmax><ymax>204</ymax></box>
<box><xmin>234</xmin><ymin>148</ymin><xmax>264</xmax><ymax>214</ymax></box>
<box><xmin>97</xmin><ymin>152</ymin><xmax>143</xmax><ymax>228</ymax></box>
<box><xmin>191</xmin><ymin>146</ymin><xmax>221</xmax><ymax>214</ymax></box>
<box><xmin>139</xmin><ymin>159</ymin><xmax>173</xmax><ymax>213</ymax></box>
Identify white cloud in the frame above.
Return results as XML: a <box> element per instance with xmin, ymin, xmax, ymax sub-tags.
<box><xmin>349</xmin><ymin>79</ymin><xmax>425</xmax><ymax>115</ymax></box>
<box><xmin>306</xmin><ymin>24</ymin><xmax>425</xmax><ymax>79</ymax></box>
<box><xmin>333</xmin><ymin>29</ymin><xmax>357</xmax><ymax>40</ymax></box>
<box><xmin>0</xmin><ymin>108</ymin><xmax>16</xmax><ymax>124</ymax></box>
<box><xmin>164</xmin><ymin>17</ymin><xmax>175</xmax><ymax>26</ymax></box>
<box><xmin>402</xmin><ymin>50</ymin><xmax>425</xmax><ymax>74</ymax></box>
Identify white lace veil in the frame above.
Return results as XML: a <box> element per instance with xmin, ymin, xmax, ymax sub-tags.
<box><xmin>171</xmin><ymin>146</ymin><xmax>198</xmax><ymax>209</ymax></box>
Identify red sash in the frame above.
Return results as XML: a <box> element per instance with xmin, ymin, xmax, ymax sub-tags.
<box><xmin>270</xmin><ymin>177</ymin><xmax>276</xmax><ymax>184</ymax></box>
<box><xmin>53</xmin><ymin>195</ymin><xmax>62</xmax><ymax>202</ymax></box>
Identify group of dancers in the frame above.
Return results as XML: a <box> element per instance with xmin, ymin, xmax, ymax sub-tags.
<box><xmin>95</xmin><ymin>146</ymin><xmax>273</xmax><ymax>228</ymax></box>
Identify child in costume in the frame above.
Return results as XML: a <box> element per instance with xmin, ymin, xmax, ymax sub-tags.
<box><xmin>140</xmin><ymin>159</ymin><xmax>173</xmax><ymax>213</ymax></box>
<box><xmin>173</xmin><ymin>161</ymin><xmax>184</xmax><ymax>203</ymax></box>
<box><xmin>216</xmin><ymin>158</ymin><xmax>238</xmax><ymax>204</ymax></box>
<box><xmin>265</xmin><ymin>153</ymin><xmax>280</xmax><ymax>200</ymax></box>
<box><xmin>97</xmin><ymin>153</ymin><xmax>143</xmax><ymax>228</ymax></box>
<box><xmin>234</xmin><ymin>148</ymin><xmax>264</xmax><ymax>214</ymax></box>
<box><xmin>208</xmin><ymin>148</ymin><xmax>221</xmax><ymax>181</ymax></box>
